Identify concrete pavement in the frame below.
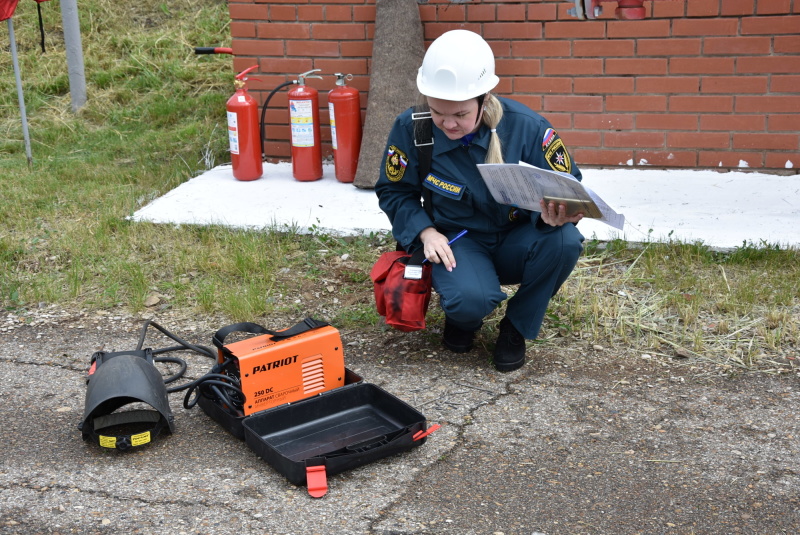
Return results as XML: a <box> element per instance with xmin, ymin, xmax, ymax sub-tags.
<box><xmin>1</xmin><ymin>311</ymin><xmax>798</xmax><ymax>534</ymax></box>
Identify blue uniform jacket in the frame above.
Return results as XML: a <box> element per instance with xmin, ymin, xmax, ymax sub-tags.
<box><xmin>376</xmin><ymin>96</ymin><xmax>582</xmax><ymax>251</ymax></box>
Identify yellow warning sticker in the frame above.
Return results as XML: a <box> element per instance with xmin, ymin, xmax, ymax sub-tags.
<box><xmin>99</xmin><ymin>435</ymin><xmax>117</xmax><ymax>449</ymax></box>
<box><xmin>131</xmin><ymin>431</ymin><xmax>151</xmax><ymax>447</ymax></box>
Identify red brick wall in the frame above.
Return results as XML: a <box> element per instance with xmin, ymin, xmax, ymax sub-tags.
<box><xmin>228</xmin><ymin>0</ymin><xmax>800</xmax><ymax>172</ymax></box>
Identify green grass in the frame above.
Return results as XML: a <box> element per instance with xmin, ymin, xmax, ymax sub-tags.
<box><xmin>543</xmin><ymin>240</ymin><xmax>799</xmax><ymax>375</ymax></box>
<box><xmin>1</xmin><ymin>0</ymin><xmax>798</xmax><ymax>378</ymax></box>
<box><xmin>2</xmin><ymin>0</ymin><xmax>233</xmax><ymax>307</ymax></box>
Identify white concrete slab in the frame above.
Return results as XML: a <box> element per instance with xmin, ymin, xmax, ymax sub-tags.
<box><xmin>131</xmin><ymin>163</ymin><xmax>800</xmax><ymax>250</ymax></box>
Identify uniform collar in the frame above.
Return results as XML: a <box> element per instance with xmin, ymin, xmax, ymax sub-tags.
<box><xmin>431</xmin><ymin>123</ymin><xmax>491</xmax><ymax>157</ymax></box>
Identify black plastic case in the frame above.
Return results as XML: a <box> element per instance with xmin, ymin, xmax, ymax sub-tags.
<box><xmin>198</xmin><ymin>369</ymin><xmax>431</xmax><ymax>489</ymax></box>
<box><xmin>242</xmin><ymin>382</ymin><xmax>428</xmax><ymax>485</ymax></box>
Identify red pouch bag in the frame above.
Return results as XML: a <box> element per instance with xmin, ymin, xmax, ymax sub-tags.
<box><xmin>370</xmin><ymin>249</ymin><xmax>432</xmax><ymax>332</ymax></box>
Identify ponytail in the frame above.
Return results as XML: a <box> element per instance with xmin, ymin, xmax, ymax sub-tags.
<box><xmin>481</xmin><ymin>93</ymin><xmax>504</xmax><ymax>164</ymax></box>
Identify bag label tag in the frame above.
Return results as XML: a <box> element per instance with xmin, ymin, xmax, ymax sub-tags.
<box><xmin>404</xmin><ymin>265</ymin><xmax>423</xmax><ymax>280</ymax></box>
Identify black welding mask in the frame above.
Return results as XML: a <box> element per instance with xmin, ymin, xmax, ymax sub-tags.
<box><xmin>79</xmin><ymin>349</ymin><xmax>175</xmax><ymax>451</ymax></box>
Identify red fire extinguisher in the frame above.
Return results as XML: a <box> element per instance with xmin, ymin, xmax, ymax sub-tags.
<box><xmin>287</xmin><ymin>69</ymin><xmax>323</xmax><ymax>182</ymax></box>
<box><xmin>328</xmin><ymin>73</ymin><xmax>362</xmax><ymax>183</ymax></box>
<box><xmin>227</xmin><ymin>65</ymin><xmax>263</xmax><ymax>181</ymax></box>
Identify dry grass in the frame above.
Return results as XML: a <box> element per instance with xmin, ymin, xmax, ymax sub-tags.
<box><xmin>536</xmin><ymin>241</ymin><xmax>799</xmax><ymax>378</ymax></box>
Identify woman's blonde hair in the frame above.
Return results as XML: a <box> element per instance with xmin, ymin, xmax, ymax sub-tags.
<box><xmin>481</xmin><ymin>93</ymin><xmax>504</xmax><ymax>164</ymax></box>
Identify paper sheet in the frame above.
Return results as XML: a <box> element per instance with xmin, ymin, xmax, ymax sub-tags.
<box><xmin>477</xmin><ymin>162</ymin><xmax>625</xmax><ymax>230</ymax></box>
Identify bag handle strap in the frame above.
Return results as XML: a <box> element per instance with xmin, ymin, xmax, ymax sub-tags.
<box><xmin>393</xmin><ymin>107</ymin><xmax>434</xmax><ymax>253</ymax></box>
<box><xmin>407</xmin><ymin>247</ymin><xmax>426</xmax><ymax>266</ymax></box>
<box><xmin>212</xmin><ymin>317</ymin><xmax>330</xmax><ymax>352</ymax></box>
<box><xmin>412</xmin><ymin>105</ymin><xmax>434</xmax><ymax>220</ymax></box>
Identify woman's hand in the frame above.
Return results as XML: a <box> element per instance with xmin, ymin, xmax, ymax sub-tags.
<box><xmin>419</xmin><ymin>227</ymin><xmax>457</xmax><ymax>271</ymax></box>
<box><xmin>539</xmin><ymin>200</ymin><xmax>584</xmax><ymax>227</ymax></box>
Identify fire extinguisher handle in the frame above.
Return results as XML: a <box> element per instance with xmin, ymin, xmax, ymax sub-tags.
<box><xmin>194</xmin><ymin>47</ymin><xmax>233</xmax><ymax>55</ymax></box>
<box><xmin>236</xmin><ymin>65</ymin><xmax>260</xmax><ymax>81</ymax></box>
<box><xmin>333</xmin><ymin>73</ymin><xmax>354</xmax><ymax>86</ymax></box>
<box><xmin>297</xmin><ymin>69</ymin><xmax>323</xmax><ymax>85</ymax></box>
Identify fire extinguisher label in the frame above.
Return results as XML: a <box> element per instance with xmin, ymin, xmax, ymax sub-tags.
<box><xmin>227</xmin><ymin>111</ymin><xmax>239</xmax><ymax>155</ymax></box>
<box><xmin>289</xmin><ymin>99</ymin><xmax>315</xmax><ymax>147</ymax></box>
<box><xmin>329</xmin><ymin>102</ymin><xmax>338</xmax><ymax>150</ymax></box>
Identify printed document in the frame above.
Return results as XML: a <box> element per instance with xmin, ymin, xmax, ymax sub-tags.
<box><xmin>477</xmin><ymin>162</ymin><xmax>625</xmax><ymax>230</ymax></box>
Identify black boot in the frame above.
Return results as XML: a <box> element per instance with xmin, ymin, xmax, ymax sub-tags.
<box><xmin>442</xmin><ymin>319</ymin><xmax>476</xmax><ymax>353</ymax></box>
<box><xmin>493</xmin><ymin>316</ymin><xmax>526</xmax><ymax>372</ymax></box>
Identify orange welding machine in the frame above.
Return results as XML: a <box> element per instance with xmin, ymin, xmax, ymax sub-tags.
<box><xmin>210</xmin><ymin>318</ymin><xmax>345</xmax><ymax>416</ymax></box>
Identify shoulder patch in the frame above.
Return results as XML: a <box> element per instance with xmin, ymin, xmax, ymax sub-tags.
<box><xmin>385</xmin><ymin>145</ymin><xmax>408</xmax><ymax>182</ymax></box>
<box><xmin>543</xmin><ymin>129</ymin><xmax>572</xmax><ymax>174</ymax></box>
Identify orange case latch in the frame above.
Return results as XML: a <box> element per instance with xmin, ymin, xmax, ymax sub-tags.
<box><xmin>306</xmin><ymin>464</ymin><xmax>328</xmax><ymax>498</ymax></box>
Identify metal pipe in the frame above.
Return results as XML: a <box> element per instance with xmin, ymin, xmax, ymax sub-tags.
<box><xmin>60</xmin><ymin>0</ymin><xmax>87</xmax><ymax>112</ymax></box>
<box><xmin>8</xmin><ymin>18</ymin><xmax>33</xmax><ymax>167</ymax></box>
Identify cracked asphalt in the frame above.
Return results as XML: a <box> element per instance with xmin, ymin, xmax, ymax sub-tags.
<box><xmin>1</xmin><ymin>309</ymin><xmax>798</xmax><ymax>534</ymax></box>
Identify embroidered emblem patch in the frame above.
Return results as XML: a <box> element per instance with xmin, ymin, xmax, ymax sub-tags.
<box><xmin>424</xmin><ymin>174</ymin><xmax>465</xmax><ymax>198</ymax></box>
<box><xmin>385</xmin><ymin>145</ymin><xmax>408</xmax><ymax>182</ymax></box>
<box><xmin>543</xmin><ymin>129</ymin><xmax>572</xmax><ymax>174</ymax></box>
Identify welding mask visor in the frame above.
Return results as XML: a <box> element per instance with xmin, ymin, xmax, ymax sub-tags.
<box><xmin>80</xmin><ymin>349</ymin><xmax>175</xmax><ymax>451</ymax></box>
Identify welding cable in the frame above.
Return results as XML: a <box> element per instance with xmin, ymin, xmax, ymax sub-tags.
<box><xmin>128</xmin><ymin>320</ymin><xmax>218</xmax><ymax>392</ymax></box>
<box><xmin>135</xmin><ymin>320</ymin><xmax>216</xmax><ymax>360</ymax></box>
<box><xmin>181</xmin><ymin>358</ymin><xmax>244</xmax><ymax>408</ymax></box>
<box><xmin>181</xmin><ymin>374</ymin><xmax>245</xmax><ymax>416</ymax></box>
<box><xmin>120</xmin><ymin>320</ymin><xmax>247</xmax><ymax>414</ymax></box>
<box><xmin>153</xmin><ymin>355</ymin><xmax>187</xmax><ymax>385</ymax></box>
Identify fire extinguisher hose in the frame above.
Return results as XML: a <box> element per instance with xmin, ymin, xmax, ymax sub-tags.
<box><xmin>259</xmin><ymin>81</ymin><xmax>297</xmax><ymax>158</ymax></box>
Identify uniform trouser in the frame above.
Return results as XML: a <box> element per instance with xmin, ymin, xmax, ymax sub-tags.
<box><xmin>431</xmin><ymin>222</ymin><xmax>584</xmax><ymax>340</ymax></box>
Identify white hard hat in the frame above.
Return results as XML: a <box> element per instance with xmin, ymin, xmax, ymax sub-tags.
<box><xmin>416</xmin><ymin>30</ymin><xmax>500</xmax><ymax>101</ymax></box>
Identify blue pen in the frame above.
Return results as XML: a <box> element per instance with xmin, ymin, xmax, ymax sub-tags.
<box><xmin>422</xmin><ymin>229</ymin><xmax>468</xmax><ymax>264</ymax></box>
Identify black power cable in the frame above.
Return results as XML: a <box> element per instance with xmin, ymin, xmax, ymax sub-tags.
<box><xmin>131</xmin><ymin>320</ymin><xmax>246</xmax><ymax>417</ymax></box>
